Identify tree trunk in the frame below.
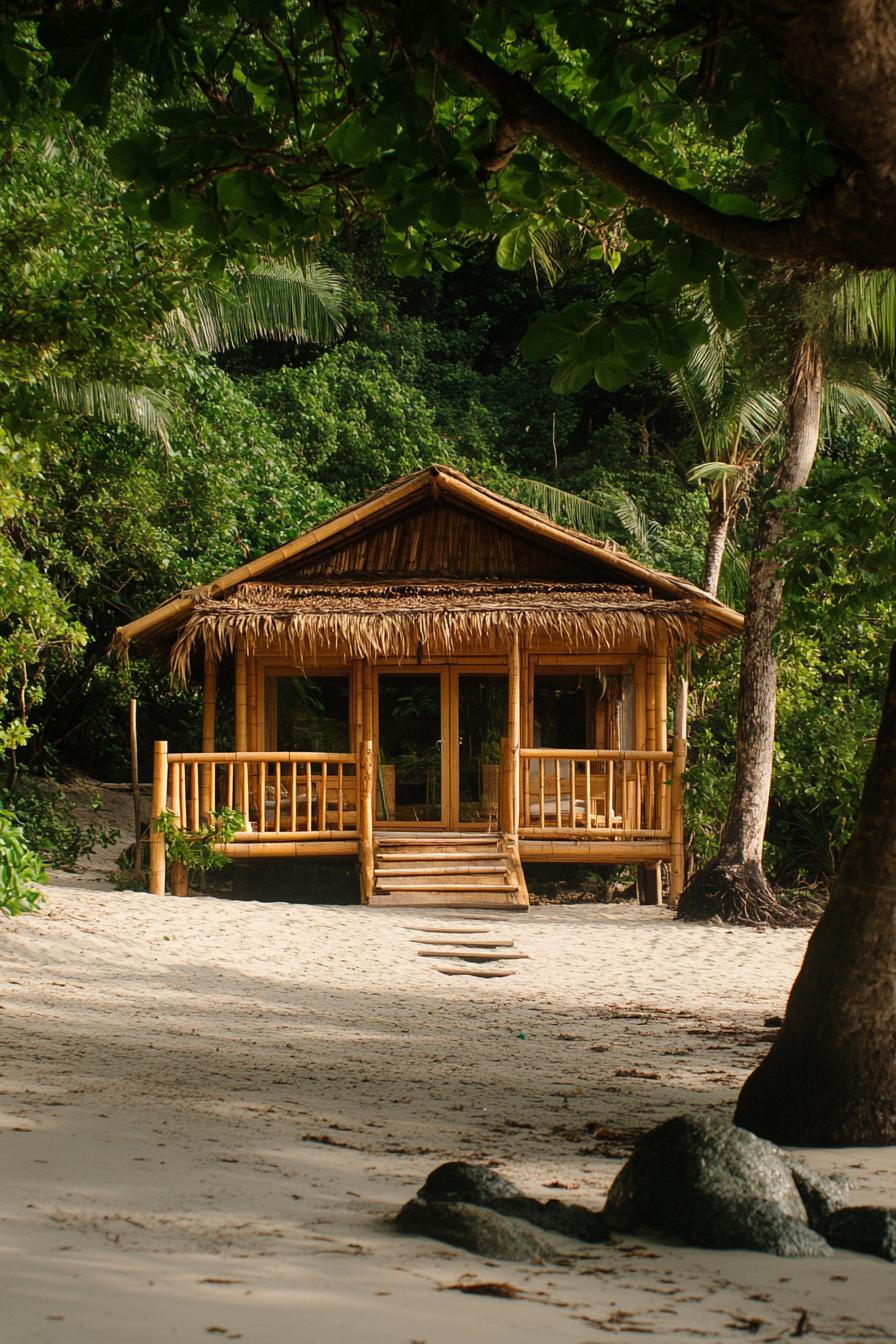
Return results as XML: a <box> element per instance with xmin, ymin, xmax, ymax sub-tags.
<box><xmin>678</xmin><ymin>334</ymin><xmax>824</xmax><ymax>924</ymax></box>
<box><xmin>701</xmin><ymin>496</ymin><xmax>731</xmax><ymax>598</ymax></box>
<box><xmin>736</xmin><ymin>641</ymin><xmax>896</xmax><ymax>1144</ymax></box>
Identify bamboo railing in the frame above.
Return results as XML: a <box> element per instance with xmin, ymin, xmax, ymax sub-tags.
<box><xmin>518</xmin><ymin>748</ymin><xmax>674</xmax><ymax>838</ymax></box>
<box><xmin>160</xmin><ymin>748</ymin><xmax>358</xmax><ymax>839</ymax></box>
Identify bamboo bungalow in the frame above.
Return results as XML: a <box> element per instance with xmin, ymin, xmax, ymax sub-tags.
<box><xmin>115</xmin><ymin>465</ymin><xmax>743</xmax><ymax>909</ymax></box>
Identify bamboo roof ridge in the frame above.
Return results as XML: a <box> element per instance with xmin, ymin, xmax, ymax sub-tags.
<box><xmin>171</xmin><ymin>579</ymin><xmax>708</xmax><ymax>678</ymax></box>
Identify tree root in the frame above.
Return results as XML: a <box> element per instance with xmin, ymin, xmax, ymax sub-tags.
<box><xmin>677</xmin><ymin>857</ymin><xmax>811</xmax><ymax>928</ymax></box>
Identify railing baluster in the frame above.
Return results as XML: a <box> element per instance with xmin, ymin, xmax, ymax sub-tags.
<box><xmin>555</xmin><ymin>759</ymin><xmax>562</xmax><ymax>830</ymax></box>
<box><xmin>321</xmin><ymin>761</ymin><xmax>328</xmax><ymax>834</ymax></box>
<box><xmin>274</xmin><ymin>761</ymin><xmax>281</xmax><ymax>833</ymax></box>
<box><xmin>258</xmin><ymin>759</ymin><xmax>266</xmax><ymax>834</ymax></box>
<box><xmin>337</xmin><ymin>763</ymin><xmax>344</xmax><ymax>831</ymax></box>
<box><xmin>585</xmin><ymin>759</ymin><xmax>592</xmax><ymax>831</ymax></box>
<box><xmin>290</xmin><ymin>763</ymin><xmax>297</xmax><ymax>831</ymax></box>
<box><xmin>608</xmin><ymin>758</ymin><xmax>614</xmax><ymax>826</ymax></box>
<box><xmin>191</xmin><ymin>762</ymin><xmax>200</xmax><ymax>830</ymax></box>
<box><xmin>226</xmin><ymin>762</ymin><xmax>234</xmax><ymax>810</ymax></box>
<box><xmin>179</xmin><ymin>763</ymin><xmax>187</xmax><ymax>830</ymax></box>
<box><xmin>538</xmin><ymin>759</ymin><xmax>545</xmax><ymax>830</ymax></box>
<box><xmin>242</xmin><ymin>761</ymin><xmax>250</xmax><ymax>825</ymax></box>
<box><xmin>305</xmin><ymin>761</ymin><xmax>312</xmax><ymax>832</ymax></box>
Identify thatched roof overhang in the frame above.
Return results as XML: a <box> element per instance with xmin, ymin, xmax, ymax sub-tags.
<box><xmin>170</xmin><ymin>581</ymin><xmax>722</xmax><ymax>680</ymax></box>
<box><xmin>113</xmin><ymin>465</ymin><xmax>744</xmax><ymax>660</ymax></box>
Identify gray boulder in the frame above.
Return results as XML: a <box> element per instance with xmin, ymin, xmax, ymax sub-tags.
<box><xmin>395</xmin><ymin>1196</ymin><xmax>555</xmax><ymax>1261</ymax></box>
<box><xmin>418</xmin><ymin>1161</ymin><xmax>609</xmax><ymax>1243</ymax></box>
<box><xmin>820</xmin><ymin>1206</ymin><xmax>896</xmax><ymax>1262</ymax></box>
<box><xmin>603</xmin><ymin>1113</ymin><xmax>831</xmax><ymax>1257</ymax></box>
<box><xmin>788</xmin><ymin>1160</ymin><xmax>850</xmax><ymax>1229</ymax></box>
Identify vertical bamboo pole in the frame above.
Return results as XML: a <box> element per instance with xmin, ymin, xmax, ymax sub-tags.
<box><xmin>361</xmin><ymin>660</ymin><xmax>374</xmax><ymax>831</ymax></box>
<box><xmin>129</xmin><ymin>698</ymin><xmax>142</xmax><ymax>882</ymax></box>
<box><xmin>645</xmin><ymin>654</ymin><xmax>657</xmax><ymax>751</ymax></box>
<box><xmin>235</xmin><ymin>647</ymin><xmax>248</xmax><ymax>754</ymax></box>
<box><xmin>201</xmin><ymin>649</ymin><xmax>216</xmax><ymax>821</ymax></box>
<box><xmin>656</xmin><ymin>644</ymin><xmax>669</xmax><ymax>752</ymax></box>
<box><xmin>508</xmin><ymin>634</ymin><xmax>521</xmax><ymax>835</ymax></box>
<box><xmin>359</xmin><ymin>738</ymin><xmax>375</xmax><ymax>903</ymax></box>
<box><xmin>149</xmin><ymin>740</ymin><xmax>167</xmax><ymax>896</ymax></box>
<box><xmin>669</xmin><ymin>647</ymin><xmax>691</xmax><ymax>907</ymax></box>
<box><xmin>499</xmin><ymin>737</ymin><xmax>513</xmax><ymax>833</ymax></box>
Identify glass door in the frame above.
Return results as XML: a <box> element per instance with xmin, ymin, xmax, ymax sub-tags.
<box><xmin>375</xmin><ymin>672</ymin><xmax>446</xmax><ymax>824</ymax></box>
<box><xmin>452</xmin><ymin>673</ymin><xmax>508</xmax><ymax>828</ymax></box>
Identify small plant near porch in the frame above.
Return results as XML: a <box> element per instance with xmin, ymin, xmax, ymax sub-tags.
<box><xmin>153</xmin><ymin>806</ymin><xmax>244</xmax><ymax>893</ymax></box>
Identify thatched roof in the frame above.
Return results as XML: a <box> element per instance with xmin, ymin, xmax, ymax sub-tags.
<box><xmin>115</xmin><ymin>465</ymin><xmax>744</xmax><ymax>661</ymax></box>
<box><xmin>171</xmin><ymin>580</ymin><xmax>710</xmax><ymax>678</ymax></box>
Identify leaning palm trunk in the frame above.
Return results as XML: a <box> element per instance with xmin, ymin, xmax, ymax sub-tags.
<box><xmin>679</xmin><ymin>334</ymin><xmax>823</xmax><ymax>924</ymax></box>
<box><xmin>701</xmin><ymin>496</ymin><xmax>732</xmax><ymax>598</ymax></box>
<box><xmin>735</xmin><ymin>641</ymin><xmax>896</xmax><ymax>1143</ymax></box>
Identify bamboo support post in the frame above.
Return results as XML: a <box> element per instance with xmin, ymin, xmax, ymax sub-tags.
<box><xmin>129</xmin><ymin>697</ymin><xmax>142</xmax><ymax>882</ymax></box>
<box><xmin>499</xmin><ymin>736</ymin><xmax>513</xmax><ymax>833</ymax></box>
<box><xmin>235</xmin><ymin>648</ymin><xmax>248</xmax><ymax>753</ymax></box>
<box><xmin>201</xmin><ymin>650</ymin><xmax>216</xmax><ymax>819</ymax></box>
<box><xmin>669</xmin><ymin>649</ymin><xmax>691</xmax><ymax>907</ymax></box>
<box><xmin>149</xmin><ymin>740</ymin><xmax>168</xmax><ymax>896</ymax></box>
<box><xmin>508</xmin><ymin>634</ymin><xmax>521</xmax><ymax>834</ymax></box>
<box><xmin>359</xmin><ymin>738</ymin><xmax>375</xmax><ymax>903</ymax></box>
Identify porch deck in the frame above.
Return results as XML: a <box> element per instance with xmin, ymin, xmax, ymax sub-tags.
<box><xmin>149</xmin><ymin>740</ymin><xmax>685</xmax><ymax>904</ymax></box>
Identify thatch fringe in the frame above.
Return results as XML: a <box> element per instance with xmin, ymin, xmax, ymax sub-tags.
<box><xmin>170</xmin><ymin>581</ymin><xmax>699</xmax><ymax>680</ymax></box>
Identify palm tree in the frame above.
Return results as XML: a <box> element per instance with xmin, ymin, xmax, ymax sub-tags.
<box><xmin>41</xmin><ymin>257</ymin><xmax>346</xmax><ymax>446</ymax></box>
<box><xmin>672</xmin><ymin>327</ymin><xmax>780</xmax><ymax>597</ymax></box>
<box><xmin>679</xmin><ymin>270</ymin><xmax>896</xmax><ymax>925</ymax></box>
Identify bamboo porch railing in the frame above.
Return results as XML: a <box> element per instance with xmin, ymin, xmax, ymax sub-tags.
<box><xmin>158</xmin><ymin>748</ymin><xmax>359</xmax><ymax>841</ymax></box>
<box><xmin>518</xmin><ymin>748</ymin><xmax>674</xmax><ymax>838</ymax></box>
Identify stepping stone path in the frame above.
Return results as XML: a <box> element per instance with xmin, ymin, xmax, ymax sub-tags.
<box><xmin>403</xmin><ymin>915</ymin><xmax>527</xmax><ymax>977</ymax></box>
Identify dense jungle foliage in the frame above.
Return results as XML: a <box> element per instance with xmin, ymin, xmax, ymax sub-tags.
<box><xmin>1</xmin><ymin>44</ymin><xmax>894</xmax><ymax>898</ymax></box>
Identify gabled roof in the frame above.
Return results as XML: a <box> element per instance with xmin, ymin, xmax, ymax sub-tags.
<box><xmin>113</xmin><ymin>464</ymin><xmax>743</xmax><ymax>653</ymax></box>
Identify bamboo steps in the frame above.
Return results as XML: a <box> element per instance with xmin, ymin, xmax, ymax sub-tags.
<box><xmin>369</xmin><ymin>831</ymin><xmax>529</xmax><ymax>908</ymax></box>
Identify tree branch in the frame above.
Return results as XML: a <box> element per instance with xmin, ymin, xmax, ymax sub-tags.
<box><xmin>419</xmin><ymin>25</ymin><xmax>896</xmax><ymax>269</ymax></box>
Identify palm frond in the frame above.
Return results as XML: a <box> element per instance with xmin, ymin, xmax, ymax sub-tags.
<box><xmin>512</xmin><ymin>477</ymin><xmax>660</xmax><ymax>558</ymax></box>
<box><xmin>834</xmin><ymin>270</ymin><xmax>896</xmax><ymax>357</ymax></box>
<box><xmin>687</xmin><ymin>460</ymin><xmax>746</xmax><ymax>485</ymax></box>
<box><xmin>822</xmin><ymin>371</ymin><xmax>894</xmax><ymax>436</ymax></box>
<box><xmin>717</xmin><ymin>533</ymin><xmax>750</xmax><ymax>608</ymax></box>
<box><xmin>44</xmin><ymin>375</ymin><xmax>173</xmax><ymax>447</ymax></box>
<box><xmin>168</xmin><ymin>258</ymin><xmax>346</xmax><ymax>353</ymax></box>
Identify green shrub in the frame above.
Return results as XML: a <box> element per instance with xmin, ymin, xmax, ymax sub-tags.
<box><xmin>0</xmin><ymin>809</ymin><xmax>45</xmax><ymax>914</ymax></box>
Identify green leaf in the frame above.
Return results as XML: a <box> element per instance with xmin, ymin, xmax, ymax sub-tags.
<box><xmin>593</xmin><ymin>358</ymin><xmax>631</xmax><ymax>391</ymax></box>
<box><xmin>429</xmin><ymin>186</ymin><xmax>463</xmax><ymax>228</ymax></box>
<box><xmin>520</xmin><ymin>312</ymin><xmax>582</xmax><ymax>361</ymax></box>
<box><xmin>496</xmin><ymin>224</ymin><xmax>533</xmax><ymax>270</ymax></box>
<box><xmin>626</xmin><ymin>208</ymin><xmax>664</xmax><ymax>241</ymax></box>
<box><xmin>550</xmin><ymin>359</ymin><xmax>593</xmax><ymax>394</ymax></box>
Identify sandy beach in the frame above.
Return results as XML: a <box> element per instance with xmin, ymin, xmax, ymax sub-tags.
<box><xmin>2</xmin><ymin>877</ymin><xmax>895</xmax><ymax>1343</ymax></box>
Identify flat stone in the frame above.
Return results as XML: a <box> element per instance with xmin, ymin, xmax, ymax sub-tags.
<box><xmin>418</xmin><ymin>1161</ymin><xmax>609</xmax><ymax>1243</ymax></box>
<box><xmin>395</xmin><ymin>1197</ymin><xmax>555</xmax><ymax>1261</ymax></box>
<box><xmin>821</xmin><ymin>1206</ymin><xmax>896</xmax><ymax>1262</ymax></box>
<box><xmin>603</xmin><ymin>1113</ymin><xmax>831</xmax><ymax>1257</ymax></box>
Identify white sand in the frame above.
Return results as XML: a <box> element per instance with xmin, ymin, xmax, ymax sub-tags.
<box><xmin>2</xmin><ymin>878</ymin><xmax>895</xmax><ymax>1343</ymax></box>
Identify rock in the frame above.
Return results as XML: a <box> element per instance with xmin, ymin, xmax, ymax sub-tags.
<box><xmin>395</xmin><ymin>1197</ymin><xmax>555</xmax><ymax>1261</ymax></box>
<box><xmin>419</xmin><ymin>1161</ymin><xmax>519</xmax><ymax>1205</ymax></box>
<box><xmin>603</xmin><ymin>1113</ymin><xmax>831</xmax><ymax>1257</ymax></box>
<box><xmin>418</xmin><ymin>1161</ymin><xmax>609</xmax><ymax>1243</ymax></box>
<box><xmin>820</xmin><ymin>1206</ymin><xmax>896</xmax><ymax>1262</ymax></box>
<box><xmin>788</xmin><ymin>1161</ymin><xmax>850</xmax><ymax>1229</ymax></box>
